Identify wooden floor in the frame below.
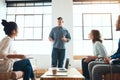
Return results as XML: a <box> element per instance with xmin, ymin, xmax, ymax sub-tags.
<box><xmin>18</xmin><ymin>78</ymin><xmax>40</xmax><ymax>80</ymax></box>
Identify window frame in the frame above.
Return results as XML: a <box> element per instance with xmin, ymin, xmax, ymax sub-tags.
<box><xmin>82</xmin><ymin>13</ymin><xmax>113</xmax><ymax>40</ymax></box>
<box><xmin>6</xmin><ymin>2</ymin><xmax>52</xmax><ymax>41</ymax></box>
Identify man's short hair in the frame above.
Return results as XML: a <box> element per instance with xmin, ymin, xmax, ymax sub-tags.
<box><xmin>57</xmin><ymin>17</ymin><xmax>63</xmax><ymax>20</ymax></box>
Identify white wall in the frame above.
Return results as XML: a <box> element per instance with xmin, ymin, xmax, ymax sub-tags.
<box><xmin>29</xmin><ymin>54</ymin><xmax>51</xmax><ymax>69</ymax></box>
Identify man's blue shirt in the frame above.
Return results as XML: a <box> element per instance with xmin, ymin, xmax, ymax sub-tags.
<box><xmin>49</xmin><ymin>26</ymin><xmax>71</xmax><ymax>49</ymax></box>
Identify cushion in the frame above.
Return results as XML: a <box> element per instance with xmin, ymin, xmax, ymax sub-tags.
<box><xmin>12</xmin><ymin>71</ymin><xmax>24</xmax><ymax>79</ymax></box>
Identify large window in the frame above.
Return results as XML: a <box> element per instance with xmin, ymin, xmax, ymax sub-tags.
<box><xmin>83</xmin><ymin>13</ymin><xmax>112</xmax><ymax>40</ymax></box>
<box><xmin>7</xmin><ymin>2</ymin><xmax>52</xmax><ymax>41</ymax></box>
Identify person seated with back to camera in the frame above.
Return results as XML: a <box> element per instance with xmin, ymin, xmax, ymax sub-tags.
<box><xmin>88</xmin><ymin>15</ymin><xmax>120</xmax><ymax>80</ymax></box>
<box><xmin>81</xmin><ymin>29</ymin><xmax>107</xmax><ymax>80</ymax></box>
<box><xmin>0</xmin><ymin>19</ymin><xmax>36</xmax><ymax>80</ymax></box>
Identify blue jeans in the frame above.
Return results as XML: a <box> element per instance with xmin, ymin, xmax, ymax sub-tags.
<box><xmin>13</xmin><ymin>59</ymin><xmax>35</xmax><ymax>80</ymax></box>
<box><xmin>52</xmin><ymin>48</ymin><xmax>65</xmax><ymax>68</ymax></box>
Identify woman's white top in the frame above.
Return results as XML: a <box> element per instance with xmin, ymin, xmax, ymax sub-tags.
<box><xmin>0</xmin><ymin>36</ymin><xmax>14</xmax><ymax>54</ymax></box>
<box><xmin>93</xmin><ymin>41</ymin><xmax>107</xmax><ymax>58</ymax></box>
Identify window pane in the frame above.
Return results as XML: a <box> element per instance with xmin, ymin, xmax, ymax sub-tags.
<box><xmin>43</xmin><ymin>15</ymin><xmax>52</xmax><ymax>27</ymax></box>
<box><xmin>25</xmin><ymin>7</ymin><xmax>34</xmax><ymax>14</ymax></box>
<box><xmin>102</xmin><ymin>14</ymin><xmax>111</xmax><ymax>26</ymax></box>
<box><xmin>24</xmin><ymin>28</ymin><xmax>33</xmax><ymax>39</ymax></box>
<box><xmin>33</xmin><ymin>28</ymin><xmax>42</xmax><ymax>39</ymax></box>
<box><xmin>83</xmin><ymin>28</ymin><xmax>91</xmax><ymax>39</ymax></box>
<box><xmin>25</xmin><ymin>15</ymin><xmax>34</xmax><ymax>27</ymax></box>
<box><xmin>34</xmin><ymin>7</ymin><xmax>43</xmax><ymax>14</ymax></box>
<box><xmin>43</xmin><ymin>6</ymin><xmax>52</xmax><ymax>14</ymax></box>
<box><xmin>90</xmin><ymin>14</ymin><xmax>102</xmax><ymax>26</ymax></box>
<box><xmin>16</xmin><ymin>15</ymin><xmax>24</xmax><ymax>39</ymax></box>
<box><xmin>16</xmin><ymin>15</ymin><xmax>24</xmax><ymax>27</ymax></box>
<box><xmin>34</xmin><ymin>15</ymin><xmax>42</xmax><ymax>27</ymax></box>
<box><xmin>83</xmin><ymin>15</ymin><xmax>92</xmax><ymax>26</ymax></box>
<box><xmin>16</xmin><ymin>28</ymin><xmax>24</xmax><ymax>39</ymax></box>
<box><xmin>83</xmin><ymin>14</ymin><xmax>111</xmax><ymax>27</ymax></box>
<box><xmin>16</xmin><ymin>7</ymin><xmax>25</xmax><ymax>14</ymax></box>
<box><xmin>83</xmin><ymin>14</ymin><xmax>112</xmax><ymax>40</ymax></box>
<box><xmin>7</xmin><ymin>7</ymin><xmax>16</xmax><ymax>14</ymax></box>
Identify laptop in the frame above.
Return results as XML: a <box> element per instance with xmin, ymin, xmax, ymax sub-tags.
<box><xmin>57</xmin><ymin>58</ymin><xmax>69</xmax><ymax>72</ymax></box>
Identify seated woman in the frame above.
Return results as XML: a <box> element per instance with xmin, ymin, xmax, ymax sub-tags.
<box><xmin>0</xmin><ymin>20</ymin><xmax>36</xmax><ymax>80</ymax></box>
<box><xmin>81</xmin><ymin>29</ymin><xmax>107</xmax><ymax>80</ymax></box>
<box><xmin>88</xmin><ymin>15</ymin><xmax>120</xmax><ymax>80</ymax></box>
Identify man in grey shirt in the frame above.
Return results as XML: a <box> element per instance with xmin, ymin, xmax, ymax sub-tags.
<box><xmin>49</xmin><ymin>17</ymin><xmax>71</xmax><ymax>68</ymax></box>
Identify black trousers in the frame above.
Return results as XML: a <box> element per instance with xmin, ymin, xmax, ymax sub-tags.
<box><xmin>81</xmin><ymin>58</ymin><xmax>95</xmax><ymax>79</ymax></box>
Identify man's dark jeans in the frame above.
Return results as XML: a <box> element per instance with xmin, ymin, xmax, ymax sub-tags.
<box><xmin>52</xmin><ymin>48</ymin><xmax>65</xmax><ymax>68</ymax></box>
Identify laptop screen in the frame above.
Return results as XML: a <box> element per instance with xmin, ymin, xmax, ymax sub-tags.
<box><xmin>65</xmin><ymin>58</ymin><xmax>69</xmax><ymax>69</ymax></box>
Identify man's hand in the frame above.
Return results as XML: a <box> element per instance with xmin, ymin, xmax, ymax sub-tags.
<box><xmin>49</xmin><ymin>37</ymin><xmax>54</xmax><ymax>42</ymax></box>
<box><xmin>61</xmin><ymin>36</ymin><xmax>68</xmax><ymax>42</ymax></box>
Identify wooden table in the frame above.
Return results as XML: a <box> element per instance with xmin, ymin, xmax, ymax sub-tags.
<box><xmin>40</xmin><ymin>68</ymin><xmax>85</xmax><ymax>80</ymax></box>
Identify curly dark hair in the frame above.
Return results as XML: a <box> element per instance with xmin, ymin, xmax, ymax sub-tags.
<box><xmin>91</xmin><ymin>29</ymin><xmax>102</xmax><ymax>43</ymax></box>
<box><xmin>1</xmin><ymin>19</ymin><xmax>18</xmax><ymax>36</ymax></box>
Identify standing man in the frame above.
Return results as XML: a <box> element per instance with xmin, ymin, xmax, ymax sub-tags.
<box><xmin>49</xmin><ymin>17</ymin><xmax>71</xmax><ymax>68</ymax></box>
